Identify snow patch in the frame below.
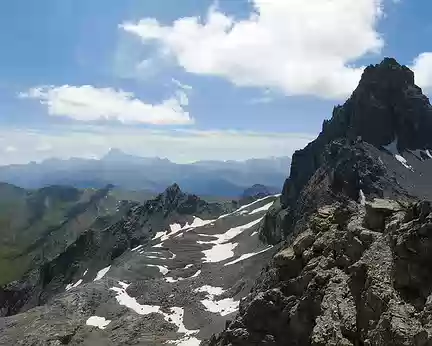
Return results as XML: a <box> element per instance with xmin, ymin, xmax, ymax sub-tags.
<box><xmin>198</xmin><ymin>218</ymin><xmax>263</xmax><ymax>245</ymax></box>
<box><xmin>111</xmin><ymin>282</ymin><xmax>199</xmax><ymax>344</ymax></box>
<box><xmin>202</xmin><ymin>242</ymin><xmax>238</xmax><ymax>263</ymax></box>
<box><xmin>217</xmin><ymin>213</ymin><xmax>230</xmax><ymax>220</ymax></box>
<box><xmin>86</xmin><ymin>316</ymin><xmax>111</xmax><ymax>330</ymax></box>
<box><xmin>153</xmin><ymin>231</ymin><xmax>166</xmax><ymax>240</ymax></box>
<box><xmin>131</xmin><ymin>244</ymin><xmax>144</xmax><ymax>252</ymax></box>
<box><xmin>426</xmin><ymin>149</ymin><xmax>432</xmax><ymax>159</ymax></box>
<box><xmin>190</xmin><ymin>270</ymin><xmax>201</xmax><ymax>278</ymax></box>
<box><xmin>170</xmin><ymin>223</ymin><xmax>182</xmax><ymax>233</ymax></box>
<box><xmin>146</xmin><ymin>255</ymin><xmax>165</xmax><ymax>260</ymax></box>
<box><xmin>383</xmin><ymin>138</ymin><xmax>414</xmax><ymax>171</ymax></box>
<box><xmin>185</xmin><ymin>264</ymin><xmax>194</xmax><ymax>269</ymax></box>
<box><xmin>237</xmin><ymin>195</ymin><xmax>277</xmax><ymax>213</ymax></box>
<box><xmin>160</xmin><ymin>218</ymin><xmax>215</xmax><ymax>242</ymax></box>
<box><xmin>249</xmin><ymin>202</ymin><xmax>274</xmax><ymax>215</ymax></box>
<box><xmin>83</xmin><ymin>269</ymin><xmax>88</xmax><ymax>276</ymax></box>
<box><xmin>165</xmin><ymin>307</ymin><xmax>200</xmax><ymax>345</ymax></box>
<box><xmin>196</xmin><ymin>286</ymin><xmax>225</xmax><ymax>295</ymax></box>
<box><xmin>147</xmin><ymin>264</ymin><xmax>169</xmax><ymax>275</ymax></box>
<box><xmin>195</xmin><ymin>285</ymin><xmax>239</xmax><ymax>316</ymax></box>
<box><xmin>395</xmin><ymin>154</ymin><xmax>414</xmax><ymax>171</ymax></box>
<box><xmin>216</xmin><ymin>195</ymin><xmax>278</xmax><ymax>220</ymax></box>
<box><xmin>359</xmin><ymin>189</ymin><xmax>366</xmax><ymax>206</ymax></box>
<box><xmin>199</xmin><ymin>218</ymin><xmax>263</xmax><ymax>263</ymax></box>
<box><xmin>224</xmin><ymin>246</ymin><xmax>273</xmax><ymax>266</ymax></box>
<box><xmin>165</xmin><ymin>269</ymin><xmax>201</xmax><ymax>283</ymax></box>
<box><xmin>94</xmin><ymin>265</ymin><xmax>111</xmax><ymax>281</ymax></box>
<box><xmin>65</xmin><ymin>279</ymin><xmax>83</xmax><ymax>291</ymax></box>
<box><xmin>110</xmin><ymin>282</ymin><xmax>161</xmax><ymax>315</ymax></box>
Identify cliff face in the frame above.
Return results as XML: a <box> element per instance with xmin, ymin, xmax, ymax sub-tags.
<box><xmin>260</xmin><ymin>58</ymin><xmax>432</xmax><ymax>245</ymax></box>
<box><xmin>207</xmin><ymin>58</ymin><xmax>432</xmax><ymax>346</ymax></box>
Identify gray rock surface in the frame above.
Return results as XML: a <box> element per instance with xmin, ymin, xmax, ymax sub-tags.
<box><xmin>206</xmin><ymin>201</ymin><xmax>432</xmax><ymax>346</ymax></box>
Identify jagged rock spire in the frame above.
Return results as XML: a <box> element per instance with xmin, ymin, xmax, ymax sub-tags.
<box><xmin>324</xmin><ymin>57</ymin><xmax>432</xmax><ymax>151</ymax></box>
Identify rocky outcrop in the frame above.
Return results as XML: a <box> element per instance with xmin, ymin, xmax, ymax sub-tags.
<box><xmin>206</xmin><ymin>200</ymin><xmax>432</xmax><ymax>346</ymax></box>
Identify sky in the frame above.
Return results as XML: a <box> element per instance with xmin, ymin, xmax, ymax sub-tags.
<box><xmin>0</xmin><ymin>0</ymin><xmax>432</xmax><ymax>165</ymax></box>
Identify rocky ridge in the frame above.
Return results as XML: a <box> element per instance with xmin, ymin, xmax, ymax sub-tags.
<box><xmin>0</xmin><ymin>184</ymin><xmax>228</xmax><ymax>317</ymax></box>
<box><xmin>207</xmin><ymin>58</ymin><xmax>432</xmax><ymax>345</ymax></box>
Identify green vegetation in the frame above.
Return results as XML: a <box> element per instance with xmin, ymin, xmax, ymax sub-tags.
<box><xmin>0</xmin><ymin>184</ymin><xmax>132</xmax><ymax>286</ymax></box>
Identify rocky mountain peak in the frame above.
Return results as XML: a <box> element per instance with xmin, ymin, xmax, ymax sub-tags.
<box><xmin>158</xmin><ymin>183</ymin><xmax>184</xmax><ymax>207</ymax></box>
<box><xmin>262</xmin><ymin>57</ymin><xmax>432</xmax><ymax>244</ymax></box>
<box><xmin>362</xmin><ymin>57</ymin><xmax>415</xmax><ymax>87</ymax></box>
<box><xmin>323</xmin><ymin>57</ymin><xmax>432</xmax><ymax>151</ymax></box>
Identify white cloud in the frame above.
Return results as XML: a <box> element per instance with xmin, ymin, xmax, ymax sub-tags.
<box><xmin>411</xmin><ymin>52</ymin><xmax>432</xmax><ymax>91</ymax></box>
<box><xmin>120</xmin><ymin>0</ymin><xmax>385</xmax><ymax>99</ymax></box>
<box><xmin>0</xmin><ymin>126</ymin><xmax>315</xmax><ymax>165</ymax></box>
<box><xmin>19</xmin><ymin>85</ymin><xmax>193</xmax><ymax>125</ymax></box>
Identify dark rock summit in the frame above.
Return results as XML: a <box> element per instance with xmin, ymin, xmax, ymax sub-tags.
<box><xmin>325</xmin><ymin>57</ymin><xmax>432</xmax><ymax>150</ymax></box>
<box><xmin>206</xmin><ymin>58</ymin><xmax>432</xmax><ymax>345</ymax></box>
<box><xmin>260</xmin><ymin>57</ymin><xmax>432</xmax><ymax>245</ymax></box>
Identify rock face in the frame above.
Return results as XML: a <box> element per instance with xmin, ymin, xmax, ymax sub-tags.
<box><xmin>260</xmin><ymin>58</ymin><xmax>432</xmax><ymax>245</ymax></box>
<box><xmin>207</xmin><ymin>200</ymin><xmax>432</xmax><ymax>346</ymax></box>
<box><xmin>207</xmin><ymin>58</ymin><xmax>432</xmax><ymax>345</ymax></box>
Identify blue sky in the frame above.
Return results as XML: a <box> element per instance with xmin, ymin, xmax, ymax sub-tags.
<box><xmin>0</xmin><ymin>0</ymin><xmax>431</xmax><ymax>164</ymax></box>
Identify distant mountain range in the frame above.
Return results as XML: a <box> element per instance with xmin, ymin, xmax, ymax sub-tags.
<box><xmin>0</xmin><ymin>149</ymin><xmax>291</xmax><ymax>197</ymax></box>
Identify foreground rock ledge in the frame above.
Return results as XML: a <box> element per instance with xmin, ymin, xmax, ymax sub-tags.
<box><xmin>205</xmin><ymin>200</ymin><xmax>432</xmax><ymax>346</ymax></box>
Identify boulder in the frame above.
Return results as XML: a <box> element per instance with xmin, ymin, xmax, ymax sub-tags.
<box><xmin>292</xmin><ymin>230</ymin><xmax>315</xmax><ymax>256</ymax></box>
<box><xmin>364</xmin><ymin>199</ymin><xmax>403</xmax><ymax>231</ymax></box>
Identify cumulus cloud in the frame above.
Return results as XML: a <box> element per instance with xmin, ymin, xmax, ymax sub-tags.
<box><xmin>120</xmin><ymin>0</ymin><xmax>385</xmax><ymax>99</ymax></box>
<box><xmin>19</xmin><ymin>85</ymin><xmax>193</xmax><ymax>125</ymax></box>
<box><xmin>411</xmin><ymin>52</ymin><xmax>432</xmax><ymax>91</ymax></box>
<box><xmin>0</xmin><ymin>126</ymin><xmax>315</xmax><ymax>165</ymax></box>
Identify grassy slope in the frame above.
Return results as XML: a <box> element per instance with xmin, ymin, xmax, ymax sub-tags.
<box><xmin>0</xmin><ymin>184</ymin><xmax>127</xmax><ymax>285</ymax></box>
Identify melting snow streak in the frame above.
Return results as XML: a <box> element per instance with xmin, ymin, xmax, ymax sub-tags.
<box><xmin>195</xmin><ymin>285</ymin><xmax>239</xmax><ymax>316</ymax></box>
<box><xmin>94</xmin><ymin>265</ymin><xmax>111</xmax><ymax>281</ymax></box>
<box><xmin>224</xmin><ymin>246</ymin><xmax>274</xmax><ymax>266</ymax></box>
